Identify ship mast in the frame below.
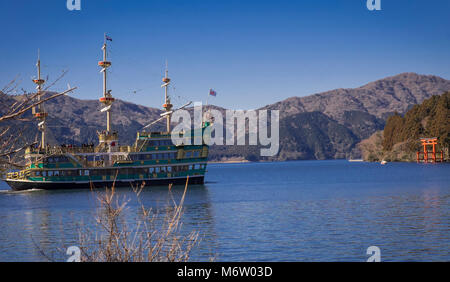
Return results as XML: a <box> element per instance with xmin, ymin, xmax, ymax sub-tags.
<box><xmin>162</xmin><ymin>61</ymin><xmax>173</xmax><ymax>132</ymax></box>
<box><xmin>33</xmin><ymin>50</ymin><xmax>48</xmax><ymax>149</ymax></box>
<box><xmin>98</xmin><ymin>36</ymin><xmax>114</xmax><ymax>132</ymax></box>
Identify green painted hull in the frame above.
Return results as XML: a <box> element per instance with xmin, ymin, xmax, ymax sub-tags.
<box><xmin>6</xmin><ymin>175</ymin><xmax>204</xmax><ymax>191</ymax></box>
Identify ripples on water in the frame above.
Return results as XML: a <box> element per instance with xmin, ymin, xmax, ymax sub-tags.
<box><xmin>0</xmin><ymin>160</ymin><xmax>449</xmax><ymax>261</ymax></box>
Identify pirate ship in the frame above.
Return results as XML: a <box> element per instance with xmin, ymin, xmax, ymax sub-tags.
<box><xmin>5</xmin><ymin>39</ymin><xmax>209</xmax><ymax>191</ymax></box>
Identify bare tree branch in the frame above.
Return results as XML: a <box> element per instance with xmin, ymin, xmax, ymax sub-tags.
<box><xmin>0</xmin><ymin>87</ymin><xmax>77</xmax><ymax>122</ymax></box>
<box><xmin>1</xmin><ymin>73</ymin><xmax>77</xmax><ymax>172</ymax></box>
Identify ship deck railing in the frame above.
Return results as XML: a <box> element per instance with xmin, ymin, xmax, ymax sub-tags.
<box><xmin>25</xmin><ymin>145</ymin><xmax>134</xmax><ymax>155</ymax></box>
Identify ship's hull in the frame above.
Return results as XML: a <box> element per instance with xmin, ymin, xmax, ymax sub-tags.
<box><xmin>5</xmin><ymin>175</ymin><xmax>204</xmax><ymax>191</ymax></box>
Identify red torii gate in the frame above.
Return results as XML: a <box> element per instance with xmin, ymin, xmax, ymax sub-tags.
<box><xmin>417</xmin><ymin>137</ymin><xmax>444</xmax><ymax>163</ymax></box>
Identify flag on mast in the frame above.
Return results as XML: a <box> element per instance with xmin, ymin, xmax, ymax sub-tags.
<box><xmin>105</xmin><ymin>35</ymin><xmax>113</xmax><ymax>41</ymax></box>
<box><xmin>209</xmin><ymin>88</ymin><xmax>217</xmax><ymax>97</ymax></box>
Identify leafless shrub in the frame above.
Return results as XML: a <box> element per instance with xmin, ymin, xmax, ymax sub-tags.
<box><xmin>77</xmin><ymin>177</ymin><xmax>201</xmax><ymax>262</ymax></box>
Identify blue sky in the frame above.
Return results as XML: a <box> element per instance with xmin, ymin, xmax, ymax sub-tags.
<box><xmin>1</xmin><ymin>0</ymin><xmax>449</xmax><ymax>109</ymax></box>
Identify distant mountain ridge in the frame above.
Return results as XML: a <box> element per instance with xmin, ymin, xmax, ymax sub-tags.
<box><xmin>1</xmin><ymin>72</ymin><xmax>449</xmax><ymax>161</ymax></box>
<box><xmin>214</xmin><ymin>73</ymin><xmax>450</xmax><ymax>161</ymax></box>
<box><xmin>264</xmin><ymin>73</ymin><xmax>450</xmax><ymax>122</ymax></box>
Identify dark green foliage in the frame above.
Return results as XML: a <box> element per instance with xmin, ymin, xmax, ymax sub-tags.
<box><xmin>382</xmin><ymin>113</ymin><xmax>404</xmax><ymax>151</ymax></box>
<box><xmin>383</xmin><ymin>92</ymin><xmax>450</xmax><ymax>152</ymax></box>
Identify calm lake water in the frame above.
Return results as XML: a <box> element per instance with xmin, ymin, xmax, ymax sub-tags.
<box><xmin>0</xmin><ymin>160</ymin><xmax>449</xmax><ymax>262</ymax></box>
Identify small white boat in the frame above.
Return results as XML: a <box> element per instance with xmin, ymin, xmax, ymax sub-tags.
<box><xmin>381</xmin><ymin>160</ymin><xmax>388</xmax><ymax>165</ymax></box>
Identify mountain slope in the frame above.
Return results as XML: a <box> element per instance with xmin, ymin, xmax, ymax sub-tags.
<box><xmin>1</xmin><ymin>73</ymin><xmax>449</xmax><ymax>162</ymax></box>
<box><xmin>277</xmin><ymin>112</ymin><xmax>358</xmax><ymax>160</ymax></box>
<box><xmin>263</xmin><ymin>73</ymin><xmax>450</xmax><ymax>122</ymax></box>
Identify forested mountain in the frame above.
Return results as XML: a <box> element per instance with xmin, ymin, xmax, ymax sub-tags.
<box><xmin>1</xmin><ymin>73</ymin><xmax>449</xmax><ymax>161</ymax></box>
<box><xmin>359</xmin><ymin>92</ymin><xmax>449</xmax><ymax>162</ymax></box>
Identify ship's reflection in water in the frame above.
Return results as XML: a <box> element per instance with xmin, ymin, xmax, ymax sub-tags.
<box><xmin>0</xmin><ymin>183</ymin><xmax>217</xmax><ymax>262</ymax></box>
<box><xmin>0</xmin><ymin>160</ymin><xmax>449</xmax><ymax>261</ymax></box>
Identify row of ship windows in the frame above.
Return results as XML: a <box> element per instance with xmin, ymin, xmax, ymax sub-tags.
<box><xmin>129</xmin><ymin>150</ymin><xmax>201</xmax><ymax>161</ymax></box>
<box><xmin>42</xmin><ymin>156</ymin><xmax>71</xmax><ymax>163</ymax></box>
<box><xmin>81</xmin><ymin>152</ymin><xmax>178</xmax><ymax>162</ymax></box>
<box><xmin>147</xmin><ymin>140</ymin><xmax>173</xmax><ymax>147</ymax></box>
<box><xmin>149</xmin><ymin>164</ymin><xmax>205</xmax><ymax>173</ymax></box>
<box><xmin>38</xmin><ymin>149</ymin><xmax>202</xmax><ymax>164</ymax></box>
<box><xmin>129</xmin><ymin>152</ymin><xmax>177</xmax><ymax>161</ymax></box>
<box><xmin>33</xmin><ymin>164</ymin><xmax>206</xmax><ymax>177</ymax></box>
<box><xmin>185</xmin><ymin>151</ymin><xmax>201</xmax><ymax>158</ymax></box>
